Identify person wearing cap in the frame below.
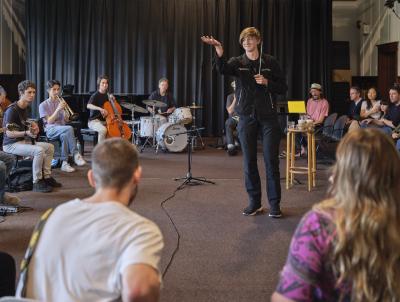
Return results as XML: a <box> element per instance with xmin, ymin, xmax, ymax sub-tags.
<box><xmin>294</xmin><ymin>83</ymin><xmax>330</xmax><ymax>156</ymax></box>
<box><xmin>201</xmin><ymin>27</ymin><xmax>288</xmax><ymax>218</ymax></box>
<box><xmin>307</xmin><ymin>83</ymin><xmax>329</xmax><ymax>126</ymax></box>
<box><xmin>225</xmin><ymin>81</ymin><xmax>240</xmax><ymax>155</ymax></box>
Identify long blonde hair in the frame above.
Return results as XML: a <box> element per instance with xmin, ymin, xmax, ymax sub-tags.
<box><xmin>315</xmin><ymin>129</ymin><xmax>400</xmax><ymax>301</ymax></box>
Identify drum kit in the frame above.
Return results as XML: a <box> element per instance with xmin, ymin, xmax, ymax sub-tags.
<box><xmin>120</xmin><ymin>100</ymin><xmax>204</xmax><ymax>153</ymax></box>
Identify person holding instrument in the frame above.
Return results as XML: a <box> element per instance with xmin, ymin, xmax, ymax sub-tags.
<box><xmin>39</xmin><ymin>80</ymin><xmax>86</xmax><ymax>173</ymax></box>
<box><xmin>3</xmin><ymin>80</ymin><xmax>61</xmax><ymax>193</ymax></box>
<box><xmin>201</xmin><ymin>27</ymin><xmax>287</xmax><ymax>217</ymax></box>
<box><xmin>87</xmin><ymin>75</ymin><xmax>110</xmax><ymax>142</ymax></box>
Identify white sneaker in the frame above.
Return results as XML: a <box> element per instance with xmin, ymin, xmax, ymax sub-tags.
<box><xmin>2</xmin><ymin>194</ymin><xmax>21</xmax><ymax>206</ymax></box>
<box><xmin>74</xmin><ymin>152</ymin><xmax>86</xmax><ymax>166</ymax></box>
<box><xmin>61</xmin><ymin>161</ymin><xmax>75</xmax><ymax>173</ymax></box>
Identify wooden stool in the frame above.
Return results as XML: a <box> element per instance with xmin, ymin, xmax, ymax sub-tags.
<box><xmin>286</xmin><ymin>127</ymin><xmax>316</xmax><ymax>191</ymax></box>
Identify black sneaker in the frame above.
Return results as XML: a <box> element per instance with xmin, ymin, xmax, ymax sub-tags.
<box><xmin>33</xmin><ymin>179</ymin><xmax>53</xmax><ymax>193</ymax></box>
<box><xmin>269</xmin><ymin>207</ymin><xmax>283</xmax><ymax>218</ymax></box>
<box><xmin>242</xmin><ymin>205</ymin><xmax>263</xmax><ymax>216</ymax></box>
<box><xmin>44</xmin><ymin>177</ymin><xmax>62</xmax><ymax>188</ymax></box>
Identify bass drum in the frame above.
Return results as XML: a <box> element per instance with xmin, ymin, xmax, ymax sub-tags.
<box><xmin>156</xmin><ymin>123</ymin><xmax>188</xmax><ymax>152</ymax></box>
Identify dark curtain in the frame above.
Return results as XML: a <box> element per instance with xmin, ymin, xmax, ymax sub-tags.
<box><xmin>26</xmin><ymin>0</ymin><xmax>331</xmax><ymax>136</ymax></box>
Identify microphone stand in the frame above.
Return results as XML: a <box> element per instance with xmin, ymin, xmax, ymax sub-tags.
<box><xmin>172</xmin><ymin>128</ymin><xmax>215</xmax><ymax>190</ymax></box>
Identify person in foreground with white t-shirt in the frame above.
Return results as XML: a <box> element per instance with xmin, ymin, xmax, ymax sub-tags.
<box><xmin>18</xmin><ymin>138</ymin><xmax>164</xmax><ymax>302</ymax></box>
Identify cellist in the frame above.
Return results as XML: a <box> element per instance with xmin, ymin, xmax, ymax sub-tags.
<box><xmin>87</xmin><ymin>75</ymin><xmax>109</xmax><ymax>142</ymax></box>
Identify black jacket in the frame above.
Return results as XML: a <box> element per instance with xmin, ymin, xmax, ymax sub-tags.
<box><xmin>216</xmin><ymin>53</ymin><xmax>287</xmax><ymax>120</ymax></box>
<box><xmin>347</xmin><ymin>99</ymin><xmax>363</xmax><ymax>121</ymax></box>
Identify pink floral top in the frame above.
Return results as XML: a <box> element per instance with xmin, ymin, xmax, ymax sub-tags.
<box><xmin>275</xmin><ymin>210</ymin><xmax>351</xmax><ymax>301</ymax></box>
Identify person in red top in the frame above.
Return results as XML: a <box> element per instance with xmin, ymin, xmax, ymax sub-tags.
<box><xmin>298</xmin><ymin>83</ymin><xmax>329</xmax><ymax>156</ymax></box>
<box><xmin>306</xmin><ymin>83</ymin><xmax>329</xmax><ymax>126</ymax></box>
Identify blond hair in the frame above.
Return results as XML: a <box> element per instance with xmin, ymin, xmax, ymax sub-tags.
<box><xmin>239</xmin><ymin>27</ymin><xmax>261</xmax><ymax>45</ymax></box>
<box><xmin>315</xmin><ymin>129</ymin><xmax>400</xmax><ymax>301</ymax></box>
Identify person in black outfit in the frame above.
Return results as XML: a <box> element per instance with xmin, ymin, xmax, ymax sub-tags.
<box><xmin>201</xmin><ymin>27</ymin><xmax>288</xmax><ymax>217</ymax></box>
<box><xmin>347</xmin><ymin>86</ymin><xmax>364</xmax><ymax>132</ymax></box>
<box><xmin>348</xmin><ymin>86</ymin><xmax>363</xmax><ymax>120</ymax></box>
<box><xmin>0</xmin><ymin>251</ymin><xmax>16</xmax><ymax>297</ymax></box>
<box><xmin>87</xmin><ymin>75</ymin><xmax>110</xmax><ymax>142</ymax></box>
<box><xmin>148</xmin><ymin>78</ymin><xmax>176</xmax><ymax>114</ymax></box>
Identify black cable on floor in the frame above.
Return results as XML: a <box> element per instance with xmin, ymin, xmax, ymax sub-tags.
<box><xmin>160</xmin><ymin>186</ymin><xmax>182</xmax><ymax>279</ymax></box>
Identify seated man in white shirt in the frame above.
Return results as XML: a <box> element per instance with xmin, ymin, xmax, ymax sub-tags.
<box><xmin>19</xmin><ymin>138</ymin><xmax>164</xmax><ymax>302</ymax></box>
<box><xmin>39</xmin><ymin>80</ymin><xmax>86</xmax><ymax>172</ymax></box>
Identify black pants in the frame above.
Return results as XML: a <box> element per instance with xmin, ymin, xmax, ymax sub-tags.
<box><xmin>237</xmin><ymin>115</ymin><xmax>281</xmax><ymax>209</ymax></box>
<box><xmin>0</xmin><ymin>251</ymin><xmax>16</xmax><ymax>297</ymax></box>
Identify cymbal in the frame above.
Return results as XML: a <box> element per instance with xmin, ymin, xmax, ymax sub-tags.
<box><xmin>121</xmin><ymin>102</ymin><xmax>148</xmax><ymax>114</ymax></box>
<box><xmin>142</xmin><ymin>99</ymin><xmax>167</xmax><ymax>108</ymax></box>
<box><xmin>187</xmin><ymin>105</ymin><xmax>203</xmax><ymax>109</ymax></box>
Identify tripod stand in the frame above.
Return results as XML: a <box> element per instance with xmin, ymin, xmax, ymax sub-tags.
<box><xmin>174</xmin><ymin>128</ymin><xmax>215</xmax><ymax>190</ymax></box>
<box><xmin>129</xmin><ymin>107</ymin><xmax>139</xmax><ymax>145</ymax></box>
<box><xmin>140</xmin><ymin>105</ymin><xmax>158</xmax><ymax>152</ymax></box>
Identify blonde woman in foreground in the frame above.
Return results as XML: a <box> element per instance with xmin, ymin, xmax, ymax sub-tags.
<box><xmin>272</xmin><ymin>128</ymin><xmax>400</xmax><ymax>302</ymax></box>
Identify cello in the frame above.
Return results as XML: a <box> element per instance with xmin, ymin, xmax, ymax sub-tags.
<box><xmin>103</xmin><ymin>93</ymin><xmax>132</xmax><ymax>140</ymax></box>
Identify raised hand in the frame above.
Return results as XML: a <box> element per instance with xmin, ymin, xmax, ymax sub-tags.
<box><xmin>201</xmin><ymin>35</ymin><xmax>224</xmax><ymax>57</ymax></box>
<box><xmin>201</xmin><ymin>36</ymin><xmax>222</xmax><ymax>47</ymax></box>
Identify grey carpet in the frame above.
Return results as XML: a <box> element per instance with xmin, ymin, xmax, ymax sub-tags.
<box><xmin>0</xmin><ymin>140</ymin><xmax>331</xmax><ymax>302</ymax></box>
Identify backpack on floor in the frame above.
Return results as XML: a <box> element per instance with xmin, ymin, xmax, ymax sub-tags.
<box><xmin>6</xmin><ymin>167</ymin><xmax>33</xmax><ymax>192</ymax></box>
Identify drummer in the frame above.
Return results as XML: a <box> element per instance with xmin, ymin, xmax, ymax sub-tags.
<box><xmin>148</xmin><ymin>78</ymin><xmax>176</xmax><ymax>115</ymax></box>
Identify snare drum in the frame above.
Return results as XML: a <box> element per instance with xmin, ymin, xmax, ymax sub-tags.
<box><xmin>168</xmin><ymin>114</ymin><xmax>179</xmax><ymax>124</ymax></box>
<box><xmin>172</xmin><ymin>107</ymin><xmax>192</xmax><ymax>124</ymax></box>
<box><xmin>139</xmin><ymin>115</ymin><xmax>167</xmax><ymax>137</ymax></box>
<box><xmin>156</xmin><ymin>122</ymin><xmax>188</xmax><ymax>152</ymax></box>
